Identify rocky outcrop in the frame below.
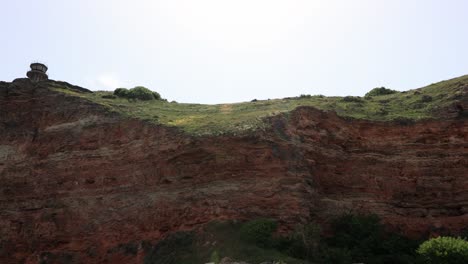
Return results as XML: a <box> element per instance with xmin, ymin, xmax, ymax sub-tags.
<box><xmin>0</xmin><ymin>79</ymin><xmax>467</xmax><ymax>263</ymax></box>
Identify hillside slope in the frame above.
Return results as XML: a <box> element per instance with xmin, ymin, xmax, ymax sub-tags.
<box><xmin>48</xmin><ymin>75</ymin><xmax>468</xmax><ymax>135</ymax></box>
<box><xmin>0</xmin><ymin>77</ymin><xmax>467</xmax><ymax>263</ymax></box>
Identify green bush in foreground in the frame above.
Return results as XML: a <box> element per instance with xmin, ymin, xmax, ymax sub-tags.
<box><xmin>417</xmin><ymin>236</ymin><xmax>468</xmax><ymax>264</ymax></box>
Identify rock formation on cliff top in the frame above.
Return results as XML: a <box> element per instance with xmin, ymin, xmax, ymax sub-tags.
<box><xmin>0</xmin><ymin>76</ymin><xmax>467</xmax><ymax>263</ymax></box>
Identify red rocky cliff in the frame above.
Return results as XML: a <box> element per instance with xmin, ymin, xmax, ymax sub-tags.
<box><xmin>0</xmin><ymin>79</ymin><xmax>467</xmax><ymax>263</ymax></box>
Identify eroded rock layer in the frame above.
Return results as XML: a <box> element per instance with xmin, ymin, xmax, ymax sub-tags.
<box><xmin>0</xmin><ymin>79</ymin><xmax>467</xmax><ymax>263</ymax></box>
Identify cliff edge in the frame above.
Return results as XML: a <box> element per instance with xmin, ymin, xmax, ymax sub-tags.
<box><xmin>0</xmin><ymin>78</ymin><xmax>467</xmax><ymax>263</ymax></box>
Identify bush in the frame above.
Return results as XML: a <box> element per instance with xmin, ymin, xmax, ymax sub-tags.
<box><xmin>319</xmin><ymin>247</ymin><xmax>353</xmax><ymax>264</ymax></box>
<box><xmin>327</xmin><ymin>214</ymin><xmax>421</xmax><ymax>263</ymax></box>
<box><xmin>342</xmin><ymin>96</ymin><xmax>364</xmax><ymax>103</ymax></box>
<box><xmin>128</xmin><ymin>86</ymin><xmax>156</xmax><ymax>100</ymax></box>
<box><xmin>114</xmin><ymin>86</ymin><xmax>163</xmax><ymax>101</ymax></box>
<box><xmin>210</xmin><ymin>250</ymin><xmax>220</xmax><ymax>264</ymax></box>
<box><xmin>152</xmin><ymin>91</ymin><xmax>162</xmax><ymax>100</ymax></box>
<box><xmin>365</xmin><ymin>87</ymin><xmax>398</xmax><ymax>97</ymax></box>
<box><xmin>328</xmin><ymin>214</ymin><xmax>384</xmax><ymax>250</ymax></box>
<box><xmin>461</xmin><ymin>228</ymin><xmax>468</xmax><ymax>240</ymax></box>
<box><xmin>114</xmin><ymin>88</ymin><xmax>129</xmax><ymax>97</ymax></box>
<box><xmin>240</xmin><ymin>219</ymin><xmax>278</xmax><ymax>247</ymax></box>
<box><xmin>417</xmin><ymin>236</ymin><xmax>468</xmax><ymax>264</ymax></box>
<box><xmin>139</xmin><ymin>216</ymin><xmax>427</xmax><ymax>264</ymax></box>
<box><xmin>280</xmin><ymin>223</ymin><xmax>321</xmax><ymax>260</ymax></box>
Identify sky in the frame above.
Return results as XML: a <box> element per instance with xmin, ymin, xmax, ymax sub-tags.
<box><xmin>1</xmin><ymin>0</ymin><xmax>468</xmax><ymax>104</ymax></box>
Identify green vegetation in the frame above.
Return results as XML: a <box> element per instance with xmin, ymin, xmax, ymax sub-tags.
<box><xmin>365</xmin><ymin>87</ymin><xmax>398</xmax><ymax>97</ymax></box>
<box><xmin>239</xmin><ymin>219</ymin><xmax>278</xmax><ymax>247</ymax></box>
<box><xmin>342</xmin><ymin>96</ymin><xmax>364</xmax><ymax>103</ymax></box>
<box><xmin>113</xmin><ymin>86</ymin><xmax>163</xmax><ymax>101</ymax></box>
<box><xmin>417</xmin><ymin>236</ymin><xmax>468</xmax><ymax>264</ymax></box>
<box><xmin>270</xmin><ymin>214</ymin><xmax>423</xmax><ymax>263</ymax></box>
<box><xmin>113</xmin><ymin>88</ymin><xmax>129</xmax><ymax>97</ymax></box>
<box><xmin>210</xmin><ymin>250</ymin><xmax>221</xmax><ymax>264</ymax></box>
<box><xmin>142</xmin><ymin>221</ymin><xmax>304</xmax><ymax>264</ymax></box>
<box><xmin>276</xmin><ymin>223</ymin><xmax>322</xmax><ymax>261</ymax></box>
<box><xmin>324</xmin><ymin>214</ymin><xmax>422</xmax><ymax>263</ymax></box>
<box><xmin>143</xmin><ymin>214</ymin><xmax>448</xmax><ymax>264</ymax></box>
<box><xmin>49</xmin><ymin>75</ymin><xmax>467</xmax><ymax>135</ymax></box>
<box><xmin>141</xmin><ymin>214</ymin><xmax>468</xmax><ymax>264</ymax></box>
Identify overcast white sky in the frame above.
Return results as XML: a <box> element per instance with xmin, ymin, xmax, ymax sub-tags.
<box><xmin>1</xmin><ymin>0</ymin><xmax>468</xmax><ymax>103</ymax></box>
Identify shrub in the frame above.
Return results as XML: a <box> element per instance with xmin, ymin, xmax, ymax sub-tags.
<box><xmin>127</xmin><ymin>86</ymin><xmax>156</xmax><ymax>100</ymax></box>
<box><xmin>461</xmin><ymin>228</ymin><xmax>468</xmax><ymax>240</ymax></box>
<box><xmin>210</xmin><ymin>250</ymin><xmax>220</xmax><ymax>264</ymax></box>
<box><xmin>114</xmin><ymin>88</ymin><xmax>129</xmax><ymax>97</ymax></box>
<box><xmin>417</xmin><ymin>236</ymin><xmax>468</xmax><ymax>264</ymax></box>
<box><xmin>328</xmin><ymin>214</ymin><xmax>384</xmax><ymax>249</ymax></box>
<box><xmin>319</xmin><ymin>247</ymin><xmax>353</xmax><ymax>264</ymax></box>
<box><xmin>365</xmin><ymin>87</ymin><xmax>398</xmax><ymax>97</ymax></box>
<box><xmin>327</xmin><ymin>213</ymin><xmax>421</xmax><ymax>263</ymax></box>
<box><xmin>280</xmin><ymin>223</ymin><xmax>321</xmax><ymax>260</ymax></box>
<box><xmin>114</xmin><ymin>86</ymin><xmax>163</xmax><ymax>101</ymax></box>
<box><xmin>152</xmin><ymin>91</ymin><xmax>162</xmax><ymax>100</ymax></box>
<box><xmin>342</xmin><ymin>96</ymin><xmax>364</xmax><ymax>103</ymax></box>
<box><xmin>274</xmin><ymin>236</ymin><xmax>306</xmax><ymax>258</ymax></box>
<box><xmin>240</xmin><ymin>219</ymin><xmax>278</xmax><ymax>247</ymax></box>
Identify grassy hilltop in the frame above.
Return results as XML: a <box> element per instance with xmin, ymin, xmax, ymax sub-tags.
<box><xmin>49</xmin><ymin>75</ymin><xmax>467</xmax><ymax>135</ymax></box>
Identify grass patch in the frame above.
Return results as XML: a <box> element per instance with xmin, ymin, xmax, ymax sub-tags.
<box><xmin>47</xmin><ymin>75</ymin><xmax>468</xmax><ymax>135</ymax></box>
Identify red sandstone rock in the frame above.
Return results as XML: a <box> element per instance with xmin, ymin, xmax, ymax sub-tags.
<box><xmin>0</xmin><ymin>79</ymin><xmax>467</xmax><ymax>263</ymax></box>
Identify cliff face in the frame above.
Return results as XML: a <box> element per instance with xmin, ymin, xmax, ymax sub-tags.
<box><xmin>0</xmin><ymin>79</ymin><xmax>467</xmax><ymax>263</ymax></box>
